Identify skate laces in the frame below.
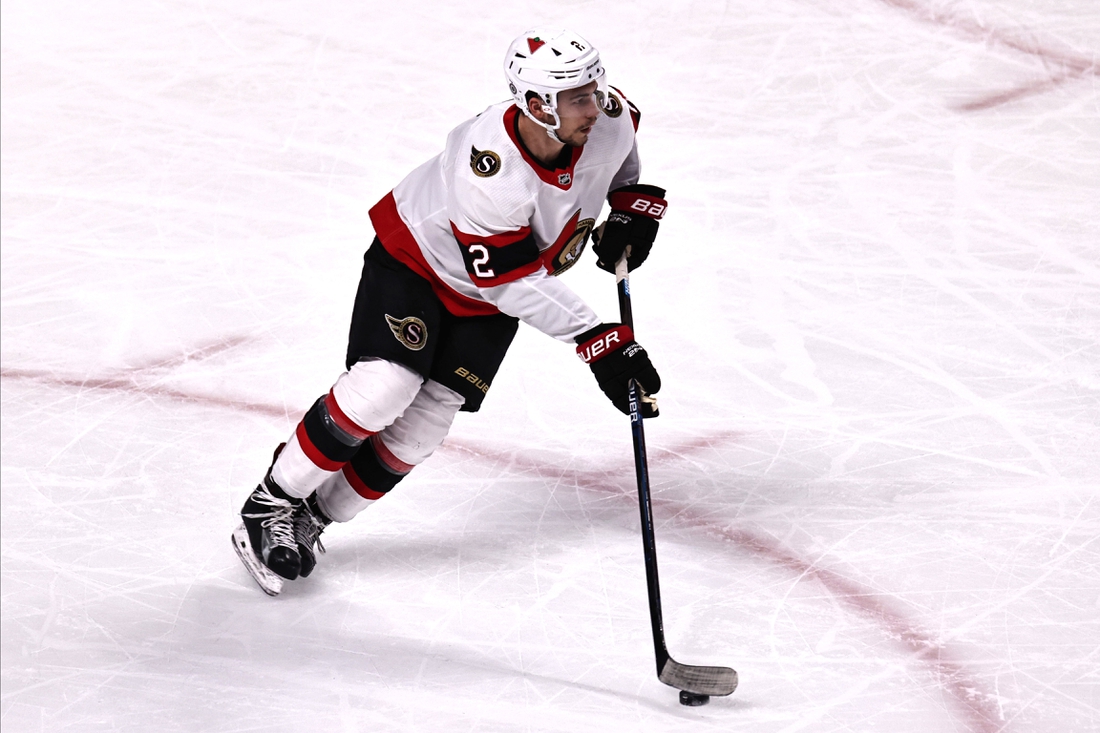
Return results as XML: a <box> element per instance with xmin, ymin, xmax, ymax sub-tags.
<box><xmin>295</xmin><ymin>504</ymin><xmax>326</xmax><ymax>555</ymax></box>
<box><xmin>242</xmin><ymin>485</ymin><xmax>298</xmax><ymax>550</ymax></box>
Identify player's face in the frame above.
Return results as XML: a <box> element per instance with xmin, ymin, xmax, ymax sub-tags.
<box><xmin>555</xmin><ymin>81</ymin><xmax>600</xmax><ymax>146</ymax></box>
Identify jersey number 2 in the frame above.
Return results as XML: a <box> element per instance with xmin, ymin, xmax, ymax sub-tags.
<box><xmin>468</xmin><ymin>244</ymin><xmax>496</xmax><ymax>278</ymax></box>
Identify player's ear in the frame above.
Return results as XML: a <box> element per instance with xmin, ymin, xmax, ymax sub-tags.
<box><xmin>526</xmin><ymin>95</ymin><xmax>552</xmax><ymax>123</ymax></box>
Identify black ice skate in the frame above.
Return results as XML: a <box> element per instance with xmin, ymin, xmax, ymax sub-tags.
<box><xmin>295</xmin><ymin>494</ymin><xmax>331</xmax><ymax>578</ymax></box>
<box><xmin>232</xmin><ymin>473</ymin><xmax>303</xmax><ymax>596</ymax></box>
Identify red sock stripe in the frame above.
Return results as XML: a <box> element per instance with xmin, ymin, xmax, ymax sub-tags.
<box><xmin>324</xmin><ymin>390</ymin><xmax>375</xmax><ymax>441</ymax></box>
<box><xmin>371</xmin><ymin>435</ymin><xmax>414</xmax><ymax>474</ymax></box>
<box><xmin>295</xmin><ymin>422</ymin><xmax>344</xmax><ymax>472</ymax></box>
<box><xmin>342</xmin><ymin>463</ymin><xmax>386</xmax><ymax>501</ymax></box>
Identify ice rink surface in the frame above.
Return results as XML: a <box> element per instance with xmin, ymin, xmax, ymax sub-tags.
<box><xmin>2</xmin><ymin>1</ymin><xmax>1098</xmax><ymax>731</ymax></box>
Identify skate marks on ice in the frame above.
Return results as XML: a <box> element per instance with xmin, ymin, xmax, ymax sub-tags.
<box><xmin>441</xmin><ymin>436</ymin><xmax>1006</xmax><ymax>733</ymax></box>
<box><xmin>873</xmin><ymin>0</ymin><xmax>1099</xmax><ymax>110</ymax></box>
<box><xmin>2</xmin><ymin>357</ymin><xmax>1004</xmax><ymax>732</ymax></box>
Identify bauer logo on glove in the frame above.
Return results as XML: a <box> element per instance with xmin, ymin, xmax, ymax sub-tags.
<box><xmin>575</xmin><ymin>323</ymin><xmax>661</xmax><ymax>418</ymax></box>
<box><xmin>577</xmin><ymin>327</ymin><xmax>626</xmax><ymax>363</ymax></box>
<box><xmin>592</xmin><ymin>184</ymin><xmax>667</xmax><ymax>273</ymax></box>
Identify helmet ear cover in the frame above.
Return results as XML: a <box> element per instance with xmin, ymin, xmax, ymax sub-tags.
<box><xmin>504</xmin><ymin>29</ymin><xmax>612</xmax><ymax>141</ymax></box>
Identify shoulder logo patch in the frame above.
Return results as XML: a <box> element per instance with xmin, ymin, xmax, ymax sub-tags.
<box><xmin>470</xmin><ymin>146</ymin><xmax>501</xmax><ymax>178</ymax></box>
<box><xmin>601</xmin><ymin>92</ymin><xmax>624</xmax><ymax>119</ymax></box>
<box><xmin>385</xmin><ymin>314</ymin><xmax>428</xmax><ymax>351</ymax></box>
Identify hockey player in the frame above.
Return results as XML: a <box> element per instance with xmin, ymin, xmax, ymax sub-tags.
<box><xmin>233</xmin><ymin>29</ymin><xmax>668</xmax><ymax>596</ymax></box>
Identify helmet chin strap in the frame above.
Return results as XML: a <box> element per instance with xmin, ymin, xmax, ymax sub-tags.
<box><xmin>522</xmin><ymin>103</ymin><xmax>565</xmax><ymax>144</ymax></box>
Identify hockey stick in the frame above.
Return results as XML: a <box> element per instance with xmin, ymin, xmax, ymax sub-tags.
<box><xmin>615</xmin><ymin>253</ymin><xmax>738</xmax><ymax>706</ymax></box>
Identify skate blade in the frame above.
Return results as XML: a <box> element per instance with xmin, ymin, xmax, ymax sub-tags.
<box><xmin>231</xmin><ymin>524</ymin><xmax>283</xmax><ymax>596</ymax></box>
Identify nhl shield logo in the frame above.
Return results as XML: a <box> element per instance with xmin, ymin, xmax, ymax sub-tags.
<box><xmin>385</xmin><ymin>314</ymin><xmax>428</xmax><ymax>351</ymax></box>
<box><xmin>558</xmin><ymin>172</ymin><xmax>571</xmax><ymax>186</ymax></box>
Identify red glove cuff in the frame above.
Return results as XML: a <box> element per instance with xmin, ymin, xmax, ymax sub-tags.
<box><xmin>576</xmin><ymin>325</ymin><xmax>635</xmax><ymax>364</ymax></box>
<box><xmin>608</xmin><ymin>190</ymin><xmax>667</xmax><ymax>220</ymax></box>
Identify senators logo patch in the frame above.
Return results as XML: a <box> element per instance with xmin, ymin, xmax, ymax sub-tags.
<box><xmin>385</xmin><ymin>314</ymin><xmax>428</xmax><ymax>351</ymax></box>
<box><xmin>550</xmin><ymin>216</ymin><xmax>595</xmax><ymax>276</ymax></box>
<box><xmin>470</xmin><ymin>146</ymin><xmax>501</xmax><ymax>178</ymax></box>
<box><xmin>601</xmin><ymin>92</ymin><xmax>624</xmax><ymax>118</ymax></box>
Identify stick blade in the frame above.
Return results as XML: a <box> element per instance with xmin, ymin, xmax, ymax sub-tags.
<box><xmin>659</xmin><ymin>658</ymin><xmax>738</xmax><ymax>697</ymax></box>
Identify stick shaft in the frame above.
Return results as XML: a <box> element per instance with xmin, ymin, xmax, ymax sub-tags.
<box><xmin>615</xmin><ymin>259</ymin><xmax>671</xmax><ymax>676</ymax></box>
<box><xmin>613</xmin><ymin>257</ymin><xmax>739</xmax><ymax>698</ymax></box>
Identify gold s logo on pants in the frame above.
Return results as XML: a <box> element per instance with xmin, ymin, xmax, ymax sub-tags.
<box><xmin>385</xmin><ymin>314</ymin><xmax>428</xmax><ymax>351</ymax></box>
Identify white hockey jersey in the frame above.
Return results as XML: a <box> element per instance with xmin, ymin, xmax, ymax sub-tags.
<box><xmin>368</xmin><ymin>91</ymin><xmax>641</xmax><ymax>342</ymax></box>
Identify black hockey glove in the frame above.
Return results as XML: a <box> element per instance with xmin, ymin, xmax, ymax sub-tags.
<box><xmin>575</xmin><ymin>323</ymin><xmax>661</xmax><ymax>418</ymax></box>
<box><xmin>591</xmin><ymin>184</ymin><xmax>667</xmax><ymax>273</ymax></box>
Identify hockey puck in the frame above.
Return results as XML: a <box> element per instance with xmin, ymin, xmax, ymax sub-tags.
<box><xmin>679</xmin><ymin>691</ymin><xmax>710</xmax><ymax>706</ymax></box>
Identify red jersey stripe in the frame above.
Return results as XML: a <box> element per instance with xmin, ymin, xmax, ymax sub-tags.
<box><xmin>451</xmin><ymin>221</ymin><xmax>543</xmax><ymax>286</ymax></box>
<box><xmin>450</xmin><ymin>223</ymin><xmax>533</xmax><ymax>248</ymax></box>
<box><xmin>369</xmin><ymin>192</ymin><xmax>501</xmax><ymax>318</ymax></box>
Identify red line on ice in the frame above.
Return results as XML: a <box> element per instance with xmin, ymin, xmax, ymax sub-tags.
<box><xmin>0</xmin><ymin>365</ymin><xmax>1003</xmax><ymax>731</ymax></box>
<box><xmin>0</xmin><ymin>366</ymin><xmax>291</xmax><ymax>419</ymax></box>
<box><xmin>720</xmin><ymin>528</ymin><xmax>1002</xmax><ymax>732</ymax></box>
<box><xmin>123</xmin><ymin>334</ymin><xmax>255</xmax><ymax>373</ymax></box>
<box><xmin>877</xmin><ymin>0</ymin><xmax>1098</xmax><ymax>110</ymax></box>
<box><xmin>954</xmin><ymin>72</ymin><xmax>1083</xmax><ymax>111</ymax></box>
<box><xmin>0</xmin><ymin>334</ymin><xmax>293</xmax><ymax>419</ymax></box>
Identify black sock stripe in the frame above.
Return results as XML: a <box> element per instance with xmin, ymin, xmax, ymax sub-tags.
<box><xmin>347</xmin><ymin>440</ymin><xmax>409</xmax><ymax>495</ymax></box>
<box><xmin>302</xmin><ymin>397</ymin><xmax>363</xmax><ymax>463</ymax></box>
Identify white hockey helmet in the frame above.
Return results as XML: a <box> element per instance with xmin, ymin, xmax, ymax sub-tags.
<box><xmin>504</xmin><ymin>29</ymin><xmax>611</xmax><ymax>140</ymax></box>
